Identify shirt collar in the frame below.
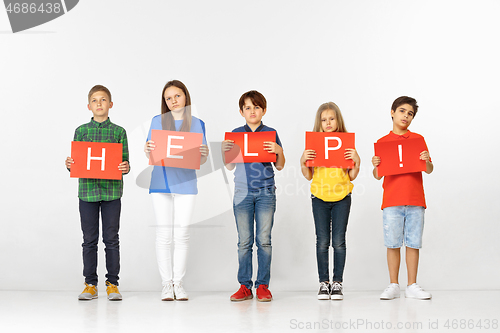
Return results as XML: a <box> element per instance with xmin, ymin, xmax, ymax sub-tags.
<box><xmin>244</xmin><ymin>122</ymin><xmax>265</xmax><ymax>132</ymax></box>
<box><xmin>390</xmin><ymin>129</ymin><xmax>411</xmax><ymax>139</ymax></box>
<box><xmin>91</xmin><ymin>117</ymin><xmax>111</xmax><ymax>128</ymax></box>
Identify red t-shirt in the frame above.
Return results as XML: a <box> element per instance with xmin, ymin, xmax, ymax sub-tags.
<box><xmin>377</xmin><ymin>131</ymin><xmax>429</xmax><ymax>209</ymax></box>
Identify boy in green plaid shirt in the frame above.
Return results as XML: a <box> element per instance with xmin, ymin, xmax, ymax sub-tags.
<box><xmin>65</xmin><ymin>85</ymin><xmax>130</xmax><ymax>301</ymax></box>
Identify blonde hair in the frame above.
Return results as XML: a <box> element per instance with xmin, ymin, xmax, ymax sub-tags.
<box><xmin>312</xmin><ymin>102</ymin><xmax>347</xmax><ymax>132</ymax></box>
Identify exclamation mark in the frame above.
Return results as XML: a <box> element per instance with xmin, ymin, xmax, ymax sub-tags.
<box><xmin>398</xmin><ymin>144</ymin><xmax>403</xmax><ymax>167</ymax></box>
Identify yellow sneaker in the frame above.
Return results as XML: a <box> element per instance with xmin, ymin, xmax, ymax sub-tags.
<box><xmin>78</xmin><ymin>283</ymin><xmax>98</xmax><ymax>300</ymax></box>
<box><xmin>106</xmin><ymin>281</ymin><xmax>122</xmax><ymax>301</ymax></box>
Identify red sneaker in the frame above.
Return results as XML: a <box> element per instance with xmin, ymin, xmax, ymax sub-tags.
<box><xmin>230</xmin><ymin>285</ymin><xmax>253</xmax><ymax>301</ymax></box>
<box><xmin>256</xmin><ymin>284</ymin><xmax>273</xmax><ymax>302</ymax></box>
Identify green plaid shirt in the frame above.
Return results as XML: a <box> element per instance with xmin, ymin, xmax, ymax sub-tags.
<box><xmin>73</xmin><ymin>118</ymin><xmax>130</xmax><ymax>202</ymax></box>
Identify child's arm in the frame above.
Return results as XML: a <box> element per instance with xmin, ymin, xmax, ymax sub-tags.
<box><xmin>371</xmin><ymin>156</ymin><xmax>383</xmax><ymax>180</ymax></box>
<box><xmin>345</xmin><ymin>149</ymin><xmax>361</xmax><ymax>180</ymax></box>
<box><xmin>300</xmin><ymin>149</ymin><xmax>315</xmax><ymax>180</ymax></box>
<box><xmin>420</xmin><ymin>151</ymin><xmax>433</xmax><ymax>174</ymax></box>
<box><xmin>222</xmin><ymin>140</ymin><xmax>235</xmax><ymax>171</ymax></box>
<box><xmin>264</xmin><ymin>142</ymin><xmax>285</xmax><ymax>171</ymax></box>
<box><xmin>200</xmin><ymin>144</ymin><xmax>209</xmax><ymax>165</ymax></box>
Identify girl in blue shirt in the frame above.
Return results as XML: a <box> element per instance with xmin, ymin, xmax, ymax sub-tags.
<box><xmin>144</xmin><ymin>80</ymin><xmax>209</xmax><ymax>301</ymax></box>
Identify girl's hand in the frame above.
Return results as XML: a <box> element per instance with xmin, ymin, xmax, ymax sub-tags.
<box><xmin>344</xmin><ymin>148</ymin><xmax>360</xmax><ymax>166</ymax></box>
<box><xmin>200</xmin><ymin>144</ymin><xmax>209</xmax><ymax>157</ymax></box>
<box><xmin>119</xmin><ymin>161</ymin><xmax>130</xmax><ymax>174</ymax></box>
<box><xmin>372</xmin><ymin>156</ymin><xmax>381</xmax><ymax>167</ymax></box>
<box><xmin>65</xmin><ymin>156</ymin><xmax>74</xmax><ymax>170</ymax></box>
<box><xmin>145</xmin><ymin>140</ymin><xmax>155</xmax><ymax>153</ymax></box>
<box><xmin>222</xmin><ymin>140</ymin><xmax>234</xmax><ymax>152</ymax></box>
<box><xmin>420</xmin><ymin>151</ymin><xmax>430</xmax><ymax>162</ymax></box>
<box><xmin>300</xmin><ymin>149</ymin><xmax>316</xmax><ymax>164</ymax></box>
<box><xmin>263</xmin><ymin>141</ymin><xmax>282</xmax><ymax>155</ymax></box>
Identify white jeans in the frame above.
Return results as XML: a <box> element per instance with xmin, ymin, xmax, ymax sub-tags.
<box><xmin>151</xmin><ymin>193</ymin><xmax>195</xmax><ymax>285</ymax></box>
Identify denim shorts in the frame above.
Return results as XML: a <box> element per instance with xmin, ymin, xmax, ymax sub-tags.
<box><xmin>382</xmin><ymin>205</ymin><xmax>425</xmax><ymax>249</ymax></box>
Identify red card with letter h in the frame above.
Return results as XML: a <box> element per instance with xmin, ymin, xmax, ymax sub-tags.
<box><xmin>70</xmin><ymin>141</ymin><xmax>123</xmax><ymax>180</ymax></box>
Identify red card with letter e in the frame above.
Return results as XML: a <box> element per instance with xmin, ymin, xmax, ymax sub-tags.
<box><xmin>70</xmin><ymin>141</ymin><xmax>123</xmax><ymax>180</ymax></box>
<box><xmin>224</xmin><ymin>131</ymin><xmax>277</xmax><ymax>163</ymax></box>
<box><xmin>305</xmin><ymin>132</ymin><xmax>355</xmax><ymax>168</ymax></box>
<box><xmin>374</xmin><ymin>137</ymin><xmax>427</xmax><ymax>177</ymax></box>
<box><xmin>149</xmin><ymin>130</ymin><xmax>203</xmax><ymax>170</ymax></box>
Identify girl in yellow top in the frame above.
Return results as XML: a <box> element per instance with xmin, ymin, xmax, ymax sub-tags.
<box><xmin>300</xmin><ymin>102</ymin><xmax>360</xmax><ymax>300</ymax></box>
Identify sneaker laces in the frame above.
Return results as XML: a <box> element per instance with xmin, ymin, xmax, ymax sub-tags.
<box><xmin>106</xmin><ymin>282</ymin><xmax>119</xmax><ymax>293</ymax></box>
<box><xmin>319</xmin><ymin>282</ymin><xmax>329</xmax><ymax>291</ymax></box>
<box><xmin>82</xmin><ymin>283</ymin><xmax>95</xmax><ymax>293</ymax></box>
<box><xmin>332</xmin><ymin>282</ymin><xmax>342</xmax><ymax>291</ymax></box>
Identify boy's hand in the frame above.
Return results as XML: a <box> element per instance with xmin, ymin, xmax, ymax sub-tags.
<box><xmin>301</xmin><ymin>149</ymin><xmax>316</xmax><ymax>164</ymax></box>
<box><xmin>344</xmin><ymin>148</ymin><xmax>360</xmax><ymax>166</ymax></box>
<box><xmin>119</xmin><ymin>161</ymin><xmax>130</xmax><ymax>174</ymax></box>
<box><xmin>420</xmin><ymin>151</ymin><xmax>431</xmax><ymax>162</ymax></box>
<box><xmin>372</xmin><ymin>156</ymin><xmax>381</xmax><ymax>167</ymax></box>
<box><xmin>221</xmin><ymin>140</ymin><xmax>234</xmax><ymax>152</ymax></box>
<box><xmin>145</xmin><ymin>140</ymin><xmax>155</xmax><ymax>153</ymax></box>
<box><xmin>200</xmin><ymin>144</ymin><xmax>209</xmax><ymax>157</ymax></box>
<box><xmin>65</xmin><ymin>156</ymin><xmax>74</xmax><ymax>170</ymax></box>
<box><xmin>263</xmin><ymin>141</ymin><xmax>282</xmax><ymax>155</ymax></box>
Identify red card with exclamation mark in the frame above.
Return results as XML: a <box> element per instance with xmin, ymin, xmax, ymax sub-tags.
<box><xmin>374</xmin><ymin>138</ymin><xmax>427</xmax><ymax>177</ymax></box>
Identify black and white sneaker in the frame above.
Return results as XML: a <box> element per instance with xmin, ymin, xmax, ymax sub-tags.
<box><xmin>330</xmin><ymin>282</ymin><xmax>343</xmax><ymax>300</ymax></box>
<box><xmin>317</xmin><ymin>282</ymin><xmax>331</xmax><ymax>300</ymax></box>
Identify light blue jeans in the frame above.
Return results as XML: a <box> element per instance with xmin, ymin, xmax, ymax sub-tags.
<box><xmin>383</xmin><ymin>205</ymin><xmax>425</xmax><ymax>249</ymax></box>
<box><xmin>233</xmin><ymin>187</ymin><xmax>276</xmax><ymax>289</ymax></box>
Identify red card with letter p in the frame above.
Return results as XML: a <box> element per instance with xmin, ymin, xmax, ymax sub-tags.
<box><xmin>305</xmin><ymin>132</ymin><xmax>355</xmax><ymax>168</ymax></box>
<box><xmin>374</xmin><ymin>137</ymin><xmax>427</xmax><ymax>177</ymax></box>
<box><xmin>70</xmin><ymin>141</ymin><xmax>123</xmax><ymax>180</ymax></box>
<box><xmin>224</xmin><ymin>131</ymin><xmax>277</xmax><ymax>163</ymax></box>
<box><xmin>149</xmin><ymin>130</ymin><xmax>203</xmax><ymax>170</ymax></box>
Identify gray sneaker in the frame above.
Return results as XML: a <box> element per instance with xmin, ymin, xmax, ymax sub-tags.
<box><xmin>78</xmin><ymin>283</ymin><xmax>98</xmax><ymax>300</ymax></box>
<box><xmin>106</xmin><ymin>281</ymin><xmax>122</xmax><ymax>301</ymax></box>
<box><xmin>317</xmin><ymin>282</ymin><xmax>331</xmax><ymax>300</ymax></box>
<box><xmin>330</xmin><ymin>282</ymin><xmax>343</xmax><ymax>300</ymax></box>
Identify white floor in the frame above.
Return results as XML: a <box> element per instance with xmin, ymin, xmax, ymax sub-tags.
<box><xmin>0</xmin><ymin>291</ymin><xmax>498</xmax><ymax>333</ymax></box>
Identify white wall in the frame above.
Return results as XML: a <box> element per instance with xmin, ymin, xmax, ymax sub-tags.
<box><xmin>0</xmin><ymin>0</ymin><xmax>498</xmax><ymax>292</ymax></box>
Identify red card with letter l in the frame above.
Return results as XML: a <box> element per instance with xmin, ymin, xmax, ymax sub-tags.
<box><xmin>70</xmin><ymin>141</ymin><xmax>123</xmax><ymax>180</ymax></box>
<box><xmin>224</xmin><ymin>131</ymin><xmax>277</xmax><ymax>163</ymax></box>
<box><xmin>149</xmin><ymin>130</ymin><xmax>203</xmax><ymax>170</ymax></box>
<box><xmin>374</xmin><ymin>137</ymin><xmax>427</xmax><ymax>177</ymax></box>
<box><xmin>305</xmin><ymin>132</ymin><xmax>355</xmax><ymax>168</ymax></box>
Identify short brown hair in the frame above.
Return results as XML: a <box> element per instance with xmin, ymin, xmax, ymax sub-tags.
<box><xmin>88</xmin><ymin>85</ymin><xmax>112</xmax><ymax>103</ymax></box>
<box><xmin>239</xmin><ymin>90</ymin><xmax>267</xmax><ymax>110</ymax></box>
<box><xmin>312</xmin><ymin>102</ymin><xmax>347</xmax><ymax>133</ymax></box>
<box><xmin>391</xmin><ymin>96</ymin><xmax>418</xmax><ymax>117</ymax></box>
<box><xmin>160</xmin><ymin>80</ymin><xmax>192</xmax><ymax>132</ymax></box>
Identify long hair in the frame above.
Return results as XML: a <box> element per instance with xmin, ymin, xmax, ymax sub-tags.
<box><xmin>160</xmin><ymin>80</ymin><xmax>192</xmax><ymax>132</ymax></box>
<box><xmin>312</xmin><ymin>102</ymin><xmax>347</xmax><ymax>133</ymax></box>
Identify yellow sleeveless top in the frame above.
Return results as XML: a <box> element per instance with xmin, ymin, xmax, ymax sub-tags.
<box><xmin>310</xmin><ymin>167</ymin><xmax>353</xmax><ymax>202</ymax></box>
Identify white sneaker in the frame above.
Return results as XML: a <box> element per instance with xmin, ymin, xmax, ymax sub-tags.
<box><xmin>380</xmin><ymin>283</ymin><xmax>400</xmax><ymax>300</ymax></box>
<box><xmin>161</xmin><ymin>282</ymin><xmax>174</xmax><ymax>301</ymax></box>
<box><xmin>405</xmin><ymin>283</ymin><xmax>432</xmax><ymax>300</ymax></box>
<box><xmin>174</xmin><ymin>282</ymin><xmax>188</xmax><ymax>301</ymax></box>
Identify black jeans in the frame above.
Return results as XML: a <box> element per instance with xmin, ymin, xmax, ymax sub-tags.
<box><xmin>79</xmin><ymin>199</ymin><xmax>121</xmax><ymax>285</ymax></box>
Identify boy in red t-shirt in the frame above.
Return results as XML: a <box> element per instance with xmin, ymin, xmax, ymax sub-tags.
<box><xmin>372</xmin><ymin>96</ymin><xmax>434</xmax><ymax>300</ymax></box>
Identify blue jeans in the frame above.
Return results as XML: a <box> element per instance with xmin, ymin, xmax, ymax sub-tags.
<box><xmin>79</xmin><ymin>199</ymin><xmax>121</xmax><ymax>286</ymax></box>
<box><xmin>312</xmin><ymin>194</ymin><xmax>351</xmax><ymax>283</ymax></box>
<box><xmin>233</xmin><ymin>187</ymin><xmax>276</xmax><ymax>289</ymax></box>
